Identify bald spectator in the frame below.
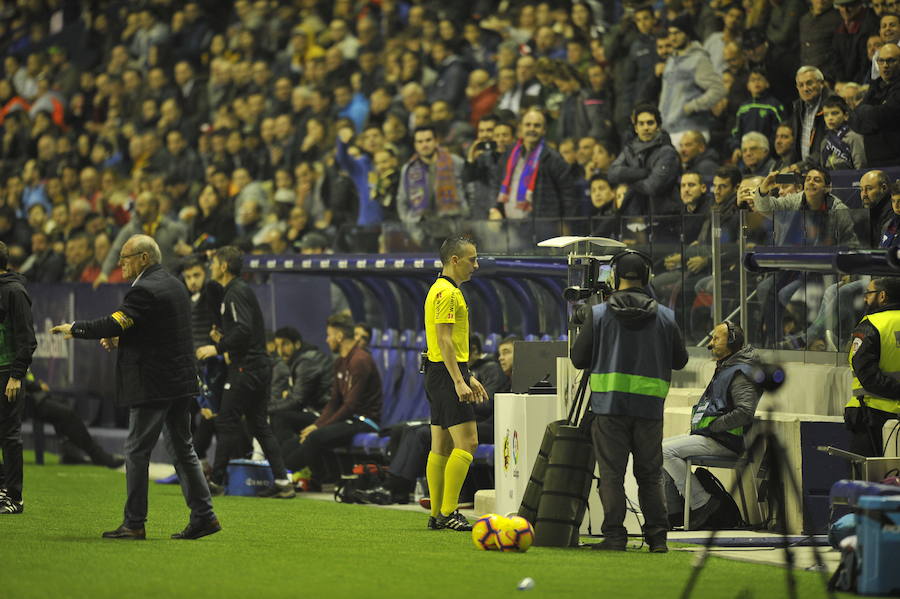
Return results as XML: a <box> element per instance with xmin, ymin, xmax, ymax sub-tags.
<box><xmin>678</xmin><ymin>131</ymin><xmax>720</xmax><ymax>180</ymax></box>
<box><xmin>97</xmin><ymin>193</ymin><xmax>186</xmax><ymax>286</ymax></box>
<box><xmin>849</xmin><ymin>43</ymin><xmax>900</xmax><ymax>165</ymax></box>
<box><xmin>869</xmin><ymin>13</ymin><xmax>900</xmax><ymax>81</ymax></box>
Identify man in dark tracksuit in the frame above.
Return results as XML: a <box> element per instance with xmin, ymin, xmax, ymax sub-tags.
<box><xmin>662</xmin><ymin>322</ymin><xmax>762</xmax><ymax>529</ymax></box>
<box><xmin>195</xmin><ymin>245</ymin><xmax>294</xmax><ymax>498</ymax></box>
<box><xmin>845</xmin><ymin>277</ymin><xmax>900</xmax><ymax>456</ymax></box>
<box><xmin>51</xmin><ymin>235</ymin><xmax>217</xmax><ymax>539</ymax></box>
<box><xmin>0</xmin><ymin>241</ymin><xmax>37</xmax><ymax>515</ymax></box>
<box><xmin>268</xmin><ymin>326</ymin><xmax>333</xmax><ymax>443</ymax></box>
<box><xmin>571</xmin><ymin>251</ymin><xmax>688</xmax><ymax>553</ymax></box>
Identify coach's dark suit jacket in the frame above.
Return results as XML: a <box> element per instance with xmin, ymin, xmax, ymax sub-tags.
<box><xmin>71</xmin><ymin>264</ymin><xmax>197</xmax><ymax>407</ymax></box>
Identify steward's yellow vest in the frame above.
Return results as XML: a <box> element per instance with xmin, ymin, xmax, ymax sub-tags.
<box><xmin>848</xmin><ymin>310</ymin><xmax>900</xmax><ymax>415</ymax></box>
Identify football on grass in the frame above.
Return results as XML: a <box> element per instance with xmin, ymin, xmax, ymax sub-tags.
<box><xmin>471</xmin><ymin>513</ymin><xmax>503</xmax><ymax>550</ymax></box>
<box><xmin>496</xmin><ymin>516</ymin><xmax>534</xmax><ymax>553</ymax></box>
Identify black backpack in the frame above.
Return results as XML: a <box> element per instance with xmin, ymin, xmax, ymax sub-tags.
<box><xmin>693</xmin><ymin>467</ymin><xmax>744</xmax><ymax>529</ymax></box>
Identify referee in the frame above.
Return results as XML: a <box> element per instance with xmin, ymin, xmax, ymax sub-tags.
<box><xmin>423</xmin><ymin>235</ymin><xmax>488</xmax><ymax>532</ymax></box>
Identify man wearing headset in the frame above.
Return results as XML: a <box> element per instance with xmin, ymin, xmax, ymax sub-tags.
<box><xmin>571</xmin><ymin>250</ymin><xmax>688</xmax><ymax>553</ymax></box>
<box><xmin>661</xmin><ymin>321</ymin><xmax>762</xmax><ymax>529</ymax></box>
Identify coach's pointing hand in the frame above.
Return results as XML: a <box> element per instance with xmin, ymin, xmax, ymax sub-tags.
<box><xmin>50</xmin><ymin>323</ymin><xmax>74</xmax><ymax>338</ymax></box>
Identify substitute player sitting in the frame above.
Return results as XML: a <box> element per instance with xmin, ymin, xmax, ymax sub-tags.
<box><xmin>424</xmin><ymin>235</ymin><xmax>488</xmax><ymax>531</ymax></box>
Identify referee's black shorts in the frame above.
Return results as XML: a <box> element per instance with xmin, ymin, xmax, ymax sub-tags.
<box><xmin>424</xmin><ymin>360</ymin><xmax>476</xmax><ymax>429</ymax></box>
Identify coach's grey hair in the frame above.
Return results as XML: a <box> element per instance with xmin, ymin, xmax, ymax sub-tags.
<box><xmin>796</xmin><ymin>65</ymin><xmax>825</xmax><ymax>81</ymax></box>
<box><xmin>128</xmin><ymin>234</ymin><xmax>162</xmax><ymax>265</ymax></box>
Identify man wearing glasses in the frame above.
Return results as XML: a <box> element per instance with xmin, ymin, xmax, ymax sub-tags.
<box><xmin>850</xmin><ymin>43</ymin><xmax>900</xmax><ymax>166</ymax></box>
<box><xmin>845</xmin><ymin>277</ymin><xmax>900</xmax><ymax>456</ymax></box>
<box><xmin>51</xmin><ymin>235</ymin><xmax>219</xmax><ymax>540</ymax></box>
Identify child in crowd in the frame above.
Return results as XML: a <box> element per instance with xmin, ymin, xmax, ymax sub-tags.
<box><xmin>820</xmin><ymin>95</ymin><xmax>866</xmax><ymax>171</ymax></box>
<box><xmin>730</xmin><ymin>68</ymin><xmax>784</xmax><ymax>161</ymax></box>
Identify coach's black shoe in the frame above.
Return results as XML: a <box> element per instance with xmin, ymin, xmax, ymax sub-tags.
<box><xmin>102</xmin><ymin>525</ymin><xmax>145</xmax><ymax>539</ymax></box>
<box><xmin>171</xmin><ymin>518</ymin><xmax>221</xmax><ymax>540</ymax></box>
<box><xmin>256</xmin><ymin>481</ymin><xmax>296</xmax><ymax>499</ymax></box>
<box><xmin>435</xmin><ymin>510</ymin><xmax>472</xmax><ymax>531</ymax></box>
<box><xmin>0</xmin><ymin>498</ymin><xmax>23</xmax><ymax>514</ymax></box>
<box><xmin>590</xmin><ymin>539</ymin><xmax>626</xmax><ymax>551</ymax></box>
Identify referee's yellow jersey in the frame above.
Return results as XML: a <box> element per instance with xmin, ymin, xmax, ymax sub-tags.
<box><xmin>424</xmin><ymin>275</ymin><xmax>469</xmax><ymax>363</ymax></box>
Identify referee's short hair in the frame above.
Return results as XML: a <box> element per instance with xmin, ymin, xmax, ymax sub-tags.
<box><xmin>439</xmin><ymin>235</ymin><xmax>476</xmax><ymax>264</ymax></box>
<box><xmin>214</xmin><ymin>245</ymin><xmax>243</xmax><ymax>276</ymax></box>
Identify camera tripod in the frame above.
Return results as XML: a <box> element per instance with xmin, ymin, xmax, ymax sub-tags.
<box><xmin>679</xmin><ymin>414</ymin><xmax>835</xmax><ymax>599</ymax></box>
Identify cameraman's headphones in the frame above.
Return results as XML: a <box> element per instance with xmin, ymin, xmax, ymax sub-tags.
<box><xmin>724</xmin><ymin>320</ymin><xmax>744</xmax><ymax>352</ymax></box>
<box><xmin>609</xmin><ymin>250</ymin><xmax>653</xmax><ymax>288</ymax></box>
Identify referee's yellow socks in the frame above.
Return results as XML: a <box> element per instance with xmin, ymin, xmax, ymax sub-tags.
<box><xmin>440</xmin><ymin>448</ymin><xmax>473</xmax><ymax>517</ymax></box>
<box><xmin>426</xmin><ymin>451</ymin><xmax>449</xmax><ymax>518</ymax></box>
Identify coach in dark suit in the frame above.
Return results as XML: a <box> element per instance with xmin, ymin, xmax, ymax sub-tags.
<box><xmin>51</xmin><ymin>234</ymin><xmax>219</xmax><ymax>540</ymax></box>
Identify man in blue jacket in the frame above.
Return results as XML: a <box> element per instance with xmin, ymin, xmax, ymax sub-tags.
<box><xmin>571</xmin><ymin>251</ymin><xmax>688</xmax><ymax>553</ymax></box>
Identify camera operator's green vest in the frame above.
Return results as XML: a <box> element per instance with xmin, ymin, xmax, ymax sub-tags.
<box><xmin>848</xmin><ymin>310</ymin><xmax>900</xmax><ymax>415</ymax></box>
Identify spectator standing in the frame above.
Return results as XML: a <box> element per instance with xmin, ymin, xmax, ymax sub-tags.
<box><xmin>800</xmin><ymin>0</ymin><xmax>844</xmax><ymax>74</ymax></box>
<box><xmin>608</xmin><ymin>104</ymin><xmax>680</xmax><ymax>215</ymax></box>
<box><xmin>820</xmin><ymin>95</ymin><xmax>867</xmax><ymax>169</ymax></box>
<box><xmin>789</xmin><ymin>66</ymin><xmax>830</xmax><ymax>165</ymax></box>
<box><xmin>659</xmin><ymin>15</ymin><xmax>726</xmax><ymax>147</ymax></box>
<box><xmin>832</xmin><ymin>0</ymin><xmax>881</xmax><ymax>83</ymax></box>
<box><xmin>849</xmin><ymin>43</ymin><xmax>900</xmax><ymax>166</ymax></box>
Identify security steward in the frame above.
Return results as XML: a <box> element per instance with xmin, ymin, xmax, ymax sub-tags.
<box><xmin>50</xmin><ymin>235</ymin><xmax>219</xmax><ymax>539</ymax></box>
<box><xmin>423</xmin><ymin>235</ymin><xmax>488</xmax><ymax>532</ymax></box>
<box><xmin>195</xmin><ymin>245</ymin><xmax>294</xmax><ymax>498</ymax></box>
<box><xmin>662</xmin><ymin>321</ymin><xmax>762</xmax><ymax>529</ymax></box>
<box><xmin>846</xmin><ymin>276</ymin><xmax>900</xmax><ymax>456</ymax></box>
<box><xmin>571</xmin><ymin>250</ymin><xmax>688</xmax><ymax>553</ymax></box>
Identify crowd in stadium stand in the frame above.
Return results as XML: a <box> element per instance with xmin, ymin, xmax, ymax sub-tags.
<box><xmin>1</xmin><ymin>0</ymin><xmax>899</xmax><ymax>349</ymax></box>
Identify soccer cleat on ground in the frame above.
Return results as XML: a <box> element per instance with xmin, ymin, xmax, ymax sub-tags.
<box><xmin>256</xmin><ymin>482</ymin><xmax>296</xmax><ymax>499</ymax></box>
<box><xmin>0</xmin><ymin>497</ymin><xmax>23</xmax><ymax>514</ymax></box>
<box><xmin>171</xmin><ymin>518</ymin><xmax>222</xmax><ymax>540</ymax></box>
<box><xmin>434</xmin><ymin>510</ymin><xmax>472</xmax><ymax>531</ymax></box>
<box><xmin>427</xmin><ymin>516</ymin><xmax>439</xmax><ymax>530</ymax></box>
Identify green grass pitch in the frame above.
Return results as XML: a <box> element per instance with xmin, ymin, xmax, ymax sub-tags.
<box><xmin>0</xmin><ymin>456</ymin><xmax>848</xmax><ymax>599</ymax></box>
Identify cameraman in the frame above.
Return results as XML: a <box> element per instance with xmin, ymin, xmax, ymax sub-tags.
<box><xmin>571</xmin><ymin>251</ymin><xmax>688</xmax><ymax>553</ymax></box>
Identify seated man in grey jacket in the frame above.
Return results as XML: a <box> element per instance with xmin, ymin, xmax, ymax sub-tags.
<box><xmin>662</xmin><ymin>322</ymin><xmax>762</xmax><ymax>529</ymax></box>
<box><xmin>268</xmin><ymin>326</ymin><xmax>334</xmax><ymax>443</ymax></box>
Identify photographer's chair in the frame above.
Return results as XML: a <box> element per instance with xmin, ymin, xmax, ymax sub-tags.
<box><xmin>683</xmin><ymin>454</ymin><xmax>750</xmax><ymax>530</ymax></box>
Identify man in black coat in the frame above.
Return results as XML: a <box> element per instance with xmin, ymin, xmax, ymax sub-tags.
<box><xmin>50</xmin><ymin>235</ymin><xmax>219</xmax><ymax>539</ymax></box>
<box><xmin>849</xmin><ymin>44</ymin><xmax>900</xmax><ymax>166</ymax></box>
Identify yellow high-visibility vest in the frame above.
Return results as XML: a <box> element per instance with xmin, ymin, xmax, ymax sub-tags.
<box><xmin>848</xmin><ymin>310</ymin><xmax>900</xmax><ymax>415</ymax></box>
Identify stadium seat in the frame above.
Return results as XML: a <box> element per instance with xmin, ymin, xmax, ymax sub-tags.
<box><xmin>524</xmin><ymin>334</ymin><xmax>538</xmax><ymax>342</ymax></box>
<box><xmin>483</xmin><ymin>333</ymin><xmax>501</xmax><ymax>355</ymax></box>
<box><xmin>540</xmin><ymin>334</ymin><xmax>552</xmax><ymax>341</ymax></box>
<box><xmin>390</xmin><ymin>331</ymin><xmax>429</xmax><ymax>425</ymax></box>
<box><xmin>371</xmin><ymin>329</ymin><xmax>404</xmax><ymax>425</ymax></box>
